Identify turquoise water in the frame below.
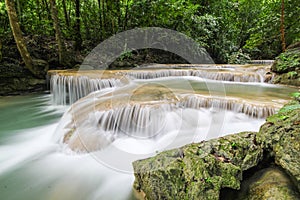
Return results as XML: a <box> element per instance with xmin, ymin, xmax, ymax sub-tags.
<box><xmin>0</xmin><ymin>94</ymin><xmax>62</xmax><ymax>133</ymax></box>
<box><xmin>0</xmin><ymin>93</ymin><xmax>135</xmax><ymax>200</ymax></box>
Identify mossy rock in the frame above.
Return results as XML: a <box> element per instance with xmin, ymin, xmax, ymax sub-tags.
<box><xmin>230</xmin><ymin>167</ymin><xmax>300</xmax><ymax>200</ymax></box>
<box><xmin>271</xmin><ymin>48</ymin><xmax>300</xmax><ymax>74</ymax></box>
<box><xmin>257</xmin><ymin>100</ymin><xmax>300</xmax><ymax>191</ymax></box>
<box><xmin>133</xmin><ymin>132</ymin><xmax>263</xmax><ymax>200</ymax></box>
<box><xmin>271</xmin><ymin>47</ymin><xmax>300</xmax><ymax>86</ymax></box>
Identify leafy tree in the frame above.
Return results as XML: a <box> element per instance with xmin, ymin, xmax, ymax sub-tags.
<box><xmin>50</xmin><ymin>0</ymin><xmax>65</xmax><ymax>65</ymax></box>
<box><xmin>280</xmin><ymin>0</ymin><xmax>286</xmax><ymax>52</ymax></box>
<box><xmin>5</xmin><ymin>0</ymin><xmax>34</xmax><ymax>74</ymax></box>
<box><xmin>1</xmin><ymin>0</ymin><xmax>300</xmax><ymax>66</ymax></box>
<box><xmin>74</xmin><ymin>0</ymin><xmax>82</xmax><ymax>50</ymax></box>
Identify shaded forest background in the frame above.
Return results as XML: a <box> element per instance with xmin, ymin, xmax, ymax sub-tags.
<box><xmin>0</xmin><ymin>0</ymin><xmax>299</xmax><ymax>71</ymax></box>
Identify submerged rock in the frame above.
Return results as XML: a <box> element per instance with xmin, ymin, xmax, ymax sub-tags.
<box><xmin>133</xmin><ymin>100</ymin><xmax>300</xmax><ymax>199</ymax></box>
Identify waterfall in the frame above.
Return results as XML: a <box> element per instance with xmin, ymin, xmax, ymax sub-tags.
<box><xmin>93</xmin><ymin>95</ymin><xmax>277</xmax><ymax>135</ymax></box>
<box><xmin>48</xmin><ymin>64</ymin><xmax>291</xmax><ymax>153</ymax></box>
<box><xmin>49</xmin><ymin>64</ymin><xmax>273</xmax><ymax>105</ymax></box>
<box><xmin>182</xmin><ymin>95</ymin><xmax>277</xmax><ymax>118</ymax></box>
<box><xmin>248</xmin><ymin>60</ymin><xmax>275</xmax><ymax>65</ymax></box>
<box><xmin>97</xmin><ymin>103</ymin><xmax>174</xmax><ymax>138</ymax></box>
<box><xmin>50</xmin><ymin>75</ymin><xmax>123</xmax><ymax>105</ymax></box>
<box><xmin>58</xmin><ymin>91</ymin><xmax>282</xmax><ymax>153</ymax></box>
<box><xmin>123</xmin><ymin>69</ymin><xmax>266</xmax><ymax>82</ymax></box>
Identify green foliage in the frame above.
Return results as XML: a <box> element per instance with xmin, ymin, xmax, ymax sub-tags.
<box><xmin>268</xmin><ymin>101</ymin><xmax>300</xmax><ymax>124</ymax></box>
<box><xmin>1</xmin><ymin>0</ymin><xmax>300</xmax><ymax>64</ymax></box>
<box><xmin>244</xmin><ymin>0</ymin><xmax>300</xmax><ymax>59</ymax></box>
<box><xmin>231</xmin><ymin>142</ymin><xmax>237</xmax><ymax>147</ymax></box>
<box><xmin>279</xmin><ymin>104</ymin><xmax>300</xmax><ymax>113</ymax></box>
<box><xmin>287</xmin><ymin>71</ymin><xmax>298</xmax><ymax>78</ymax></box>
<box><xmin>228</xmin><ymin>49</ymin><xmax>251</xmax><ymax>64</ymax></box>
<box><xmin>291</xmin><ymin>92</ymin><xmax>300</xmax><ymax>100</ymax></box>
<box><xmin>272</xmin><ymin>50</ymin><xmax>300</xmax><ymax>73</ymax></box>
<box><xmin>119</xmin><ymin>50</ymin><xmax>133</xmax><ymax>61</ymax></box>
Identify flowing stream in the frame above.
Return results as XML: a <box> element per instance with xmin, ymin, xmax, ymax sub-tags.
<box><xmin>0</xmin><ymin>65</ymin><xmax>299</xmax><ymax>200</ymax></box>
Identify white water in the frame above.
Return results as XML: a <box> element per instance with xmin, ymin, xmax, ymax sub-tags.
<box><xmin>50</xmin><ymin>65</ymin><xmax>272</xmax><ymax>106</ymax></box>
<box><xmin>123</xmin><ymin>69</ymin><xmax>265</xmax><ymax>82</ymax></box>
<box><xmin>0</xmin><ymin>94</ymin><xmax>266</xmax><ymax>200</ymax></box>
<box><xmin>50</xmin><ymin>75</ymin><xmax>123</xmax><ymax>105</ymax></box>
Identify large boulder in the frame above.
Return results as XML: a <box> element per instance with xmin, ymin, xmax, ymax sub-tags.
<box><xmin>228</xmin><ymin>167</ymin><xmax>300</xmax><ymax>200</ymax></box>
<box><xmin>257</xmin><ymin>100</ymin><xmax>300</xmax><ymax>191</ymax></box>
<box><xmin>133</xmin><ymin>132</ymin><xmax>264</xmax><ymax>200</ymax></box>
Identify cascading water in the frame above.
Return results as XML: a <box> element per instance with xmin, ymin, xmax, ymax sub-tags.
<box><xmin>50</xmin><ymin>74</ymin><xmax>123</xmax><ymax>105</ymax></box>
<box><xmin>48</xmin><ymin>64</ymin><xmax>273</xmax><ymax>105</ymax></box>
<box><xmin>53</xmin><ymin>77</ymin><xmax>291</xmax><ymax>155</ymax></box>
<box><xmin>123</xmin><ymin>69</ymin><xmax>266</xmax><ymax>82</ymax></box>
<box><xmin>1</xmin><ymin>64</ymin><xmax>298</xmax><ymax>200</ymax></box>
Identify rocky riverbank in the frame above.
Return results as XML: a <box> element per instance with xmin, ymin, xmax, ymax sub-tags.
<box><xmin>271</xmin><ymin>43</ymin><xmax>300</xmax><ymax>86</ymax></box>
<box><xmin>133</xmin><ymin>99</ymin><xmax>300</xmax><ymax>199</ymax></box>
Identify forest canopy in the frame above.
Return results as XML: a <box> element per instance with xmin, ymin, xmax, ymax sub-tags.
<box><xmin>0</xmin><ymin>0</ymin><xmax>299</xmax><ymax>64</ymax></box>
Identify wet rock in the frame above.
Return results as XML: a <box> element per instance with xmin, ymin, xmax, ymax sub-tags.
<box><xmin>271</xmin><ymin>46</ymin><xmax>300</xmax><ymax>86</ymax></box>
<box><xmin>0</xmin><ymin>62</ymin><xmax>46</xmax><ymax>95</ymax></box>
<box><xmin>257</xmin><ymin>100</ymin><xmax>300</xmax><ymax>191</ymax></box>
<box><xmin>229</xmin><ymin>167</ymin><xmax>300</xmax><ymax>200</ymax></box>
<box><xmin>32</xmin><ymin>59</ymin><xmax>49</xmax><ymax>78</ymax></box>
<box><xmin>272</xmin><ymin>72</ymin><xmax>300</xmax><ymax>86</ymax></box>
<box><xmin>133</xmin><ymin>132</ymin><xmax>263</xmax><ymax>200</ymax></box>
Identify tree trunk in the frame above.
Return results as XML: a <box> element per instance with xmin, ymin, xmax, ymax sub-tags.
<box><xmin>280</xmin><ymin>0</ymin><xmax>286</xmax><ymax>52</ymax></box>
<box><xmin>97</xmin><ymin>0</ymin><xmax>103</xmax><ymax>40</ymax></box>
<box><xmin>123</xmin><ymin>0</ymin><xmax>129</xmax><ymax>31</ymax></box>
<box><xmin>74</xmin><ymin>0</ymin><xmax>82</xmax><ymax>51</ymax></box>
<box><xmin>102</xmin><ymin>0</ymin><xmax>106</xmax><ymax>38</ymax></box>
<box><xmin>0</xmin><ymin>39</ymin><xmax>2</xmax><ymax>62</ymax></box>
<box><xmin>36</xmin><ymin>0</ymin><xmax>41</xmax><ymax>21</ymax></box>
<box><xmin>42</xmin><ymin>0</ymin><xmax>52</xmax><ymax>21</ymax></box>
<box><xmin>5</xmin><ymin>0</ymin><xmax>36</xmax><ymax>75</ymax></box>
<box><xmin>82</xmin><ymin>15</ymin><xmax>91</xmax><ymax>40</ymax></box>
<box><xmin>50</xmin><ymin>0</ymin><xmax>65</xmax><ymax>65</ymax></box>
<box><xmin>62</xmin><ymin>0</ymin><xmax>70</xmax><ymax>27</ymax></box>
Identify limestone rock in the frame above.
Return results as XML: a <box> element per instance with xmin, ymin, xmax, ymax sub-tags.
<box><xmin>271</xmin><ymin>46</ymin><xmax>300</xmax><ymax>86</ymax></box>
<box><xmin>133</xmin><ymin>132</ymin><xmax>263</xmax><ymax>200</ymax></box>
<box><xmin>258</xmin><ymin>100</ymin><xmax>300</xmax><ymax>191</ymax></box>
<box><xmin>228</xmin><ymin>167</ymin><xmax>300</xmax><ymax>200</ymax></box>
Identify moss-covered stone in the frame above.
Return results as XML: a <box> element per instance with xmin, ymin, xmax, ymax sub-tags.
<box><xmin>230</xmin><ymin>167</ymin><xmax>300</xmax><ymax>200</ymax></box>
<box><xmin>271</xmin><ymin>48</ymin><xmax>300</xmax><ymax>74</ymax></box>
<box><xmin>257</xmin><ymin>100</ymin><xmax>300</xmax><ymax>191</ymax></box>
<box><xmin>271</xmin><ymin>46</ymin><xmax>300</xmax><ymax>86</ymax></box>
<box><xmin>133</xmin><ymin>132</ymin><xmax>263</xmax><ymax>200</ymax></box>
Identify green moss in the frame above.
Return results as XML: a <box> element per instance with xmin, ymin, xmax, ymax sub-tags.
<box><xmin>291</xmin><ymin>92</ymin><xmax>300</xmax><ymax>101</ymax></box>
<box><xmin>133</xmin><ymin>132</ymin><xmax>263</xmax><ymax>200</ymax></box>
<box><xmin>257</xmin><ymin>100</ymin><xmax>300</xmax><ymax>192</ymax></box>
<box><xmin>272</xmin><ymin>49</ymin><xmax>300</xmax><ymax>73</ymax></box>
